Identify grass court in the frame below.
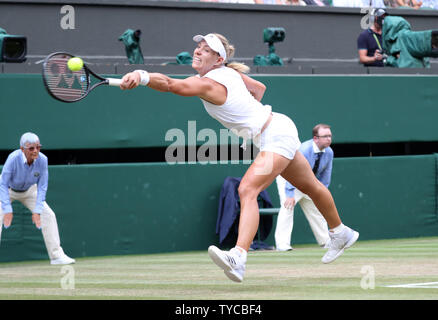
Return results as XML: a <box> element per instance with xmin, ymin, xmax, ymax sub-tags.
<box><xmin>0</xmin><ymin>237</ymin><xmax>437</xmax><ymax>300</ymax></box>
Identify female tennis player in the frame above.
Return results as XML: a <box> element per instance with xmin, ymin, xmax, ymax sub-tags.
<box><xmin>120</xmin><ymin>33</ymin><xmax>359</xmax><ymax>283</ymax></box>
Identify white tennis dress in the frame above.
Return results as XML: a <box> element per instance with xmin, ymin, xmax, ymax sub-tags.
<box><xmin>200</xmin><ymin>66</ymin><xmax>300</xmax><ymax>159</ymax></box>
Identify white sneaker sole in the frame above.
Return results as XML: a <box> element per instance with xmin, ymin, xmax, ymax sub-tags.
<box><xmin>276</xmin><ymin>247</ymin><xmax>293</xmax><ymax>252</ymax></box>
<box><xmin>208</xmin><ymin>246</ymin><xmax>243</xmax><ymax>283</ymax></box>
<box><xmin>322</xmin><ymin>231</ymin><xmax>359</xmax><ymax>264</ymax></box>
<box><xmin>345</xmin><ymin>231</ymin><xmax>359</xmax><ymax>249</ymax></box>
<box><xmin>50</xmin><ymin>259</ymin><xmax>75</xmax><ymax>265</ymax></box>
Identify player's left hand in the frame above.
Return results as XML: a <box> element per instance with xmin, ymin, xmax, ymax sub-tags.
<box><xmin>32</xmin><ymin>213</ymin><xmax>42</xmax><ymax>230</ymax></box>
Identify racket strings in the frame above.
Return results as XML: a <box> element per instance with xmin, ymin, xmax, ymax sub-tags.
<box><xmin>43</xmin><ymin>54</ymin><xmax>89</xmax><ymax>102</ymax></box>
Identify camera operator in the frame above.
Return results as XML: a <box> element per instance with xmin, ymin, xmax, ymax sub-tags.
<box><xmin>357</xmin><ymin>8</ymin><xmax>387</xmax><ymax>67</ymax></box>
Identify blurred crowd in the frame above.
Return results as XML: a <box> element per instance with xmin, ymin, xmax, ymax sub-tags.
<box><xmin>198</xmin><ymin>0</ymin><xmax>438</xmax><ymax>9</ymax></box>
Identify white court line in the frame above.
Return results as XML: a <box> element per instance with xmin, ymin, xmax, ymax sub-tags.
<box><xmin>385</xmin><ymin>282</ymin><xmax>438</xmax><ymax>289</ymax></box>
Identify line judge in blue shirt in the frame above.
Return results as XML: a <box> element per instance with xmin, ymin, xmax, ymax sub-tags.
<box><xmin>0</xmin><ymin>132</ymin><xmax>75</xmax><ymax>265</ymax></box>
<box><xmin>275</xmin><ymin>124</ymin><xmax>333</xmax><ymax>251</ymax></box>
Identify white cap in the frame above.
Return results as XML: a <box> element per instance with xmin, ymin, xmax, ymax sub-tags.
<box><xmin>193</xmin><ymin>33</ymin><xmax>227</xmax><ymax>61</ymax></box>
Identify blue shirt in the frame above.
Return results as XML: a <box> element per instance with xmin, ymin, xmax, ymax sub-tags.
<box><xmin>357</xmin><ymin>28</ymin><xmax>384</xmax><ymax>67</ymax></box>
<box><xmin>285</xmin><ymin>139</ymin><xmax>333</xmax><ymax>198</ymax></box>
<box><xmin>0</xmin><ymin>149</ymin><xmax>49</xmax><ymax>214</ymax></box>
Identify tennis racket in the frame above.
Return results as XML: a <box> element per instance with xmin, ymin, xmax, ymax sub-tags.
<box><xmin>42</xmin><ymin>52</ymin><xmax>124</xmax><ymax>103</ymax></box>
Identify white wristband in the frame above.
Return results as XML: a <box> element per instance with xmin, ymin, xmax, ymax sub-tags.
<box><xmin>135</xmin><ymin>70</ymin><xmax>150</xmax><ymax>86</ymax></box>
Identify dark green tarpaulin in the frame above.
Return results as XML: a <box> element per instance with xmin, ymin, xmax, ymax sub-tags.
<box><xmin>118</xmin><ymin>29</ymin><xmax>144</xmax><ymax>64</ymax></box>
<box><xmin>382</xmin><ymin>16</ymin><xmax>431</xmax><ymax>68</ymax></box>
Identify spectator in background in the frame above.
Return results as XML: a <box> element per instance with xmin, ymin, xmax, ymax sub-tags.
<box><xmin>300</xmin><ymin>0</ymin><xmax>326</xmax><ymax>4</ymax></box>
<box><xmin>201</xmin><ymin>0</ymin><xmax>256</xmax><ymax>3</ymax></box>
<box><xmin>420</xmin><ymin>0</ymin><xmax>438</xmax><ymax>9</ymax></box>
<box><xmin>361</xmin><ymin>0</ymin><xmax>386</xmax><ymax>7</ymax></box>
<box><xmin>332</xmin><ymin>0</ymin><xmax>363</xmax><ymax>6</ymax></box>
<box><xmin>254</xmin><ymin>0</ymin><xmax>287</xmax><ymax>4</ymax></box>
<box><xmin>395</xmin><ymin>0</ymin><xmax>423</xmax><ymax>8</ymax></box>
<box><xmin>288</xmin><ymin>0</ymin><xmax>307</xmax><ymax>4</ymax></box>
<box><xmin>274</xmin><ymin>124</ymin><xmax>333</xmax><ymax>251</ymax></box>
<box><xmin>357</xmin><ymin>8</ymin><xmax>387</xmax><ymax>67</ymax></box>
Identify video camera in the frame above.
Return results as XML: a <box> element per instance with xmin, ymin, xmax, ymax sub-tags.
<box><xmin>431</xmin><ymin>30</ymin><xmax>438</xmax><ymax>57</ymax></box>
<box><xmin>253</xmin><ymin>27</ymin><xmax>286</xmax><ymax>66</ymax></box>
<box><xmin>0</xmin><ymin>28</ymin><xmax>27</xmax><ymax>63</ymax></box>
<box><xmin>263</xmin><ymin>27</ymin><xmax>286</xmax><ymax>44</ymax></box>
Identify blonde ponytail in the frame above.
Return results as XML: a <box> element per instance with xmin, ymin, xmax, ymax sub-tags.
<box><xmin>214</xmin><ymin>33</ymin><xmax>250</xmax><ymax>74</ymax></box>
<box><xmin>225</xmin><ymin>62</ymin><xmax>250</xmax><ymax>74</ymax></box>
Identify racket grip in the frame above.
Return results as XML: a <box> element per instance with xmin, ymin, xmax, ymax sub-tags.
<box><xmin>107</xmin><ymin>78</ymin><xmax>123</xmax><ymax>86</ymax></box>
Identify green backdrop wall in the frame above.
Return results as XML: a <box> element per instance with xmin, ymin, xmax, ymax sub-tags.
<box><xmin>1</xmin><ymin>74</ymin><xmax>438</xmax><ymax>151</ymax></box>
<box><xmin>0</xmin><ymin>155</ymin><xmax>437</xmax><ymax>263</ymax></box>
<box><xmin>1</xmin><ymin>73</ymin><xmax>437</xmax><ymax>262</ymax></box>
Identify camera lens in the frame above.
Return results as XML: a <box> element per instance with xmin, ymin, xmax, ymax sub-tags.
<box><xmin>4</xmin><ymin>38</ymin><xmax>26</xmax><ymax>59</ymax></box>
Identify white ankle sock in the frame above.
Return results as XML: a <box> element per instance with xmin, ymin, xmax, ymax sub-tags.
<box><xmin>233</xmin><ymin>246</ymin><xmax>247</xmax><ymax>261</ymax></box>
<box><xmin>330</xmin><ymin>223</ymin><xmax>345</xmax><ymax>234</ymax></box>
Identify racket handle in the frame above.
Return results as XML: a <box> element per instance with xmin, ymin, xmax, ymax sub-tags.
<box><xmin>107</xmin><ymin>78</ymin><xmax>123</xmax><ymax>86</ymax></box>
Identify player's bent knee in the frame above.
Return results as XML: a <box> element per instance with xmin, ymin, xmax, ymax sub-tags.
<box><xmin>238</xmin><ymin>183</ymin><xmax>259</xmax><ymax>201</ymax></box>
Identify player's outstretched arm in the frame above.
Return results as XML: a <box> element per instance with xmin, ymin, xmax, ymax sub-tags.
<box><xmin>120</xmin><ymin>71</ymin><xmax>227</xmax><ymax>105</ymax></box>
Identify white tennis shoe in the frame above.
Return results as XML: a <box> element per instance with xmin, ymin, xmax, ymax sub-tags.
<box><xmin>276</xmin><ymin>245</ymin><xmax>293</xmax><ymax>252</ymax></box>
<box><xmin>50</xmin><ymin>254</ymin><xmax>76</xmax><ymax>265</ymax></box>
<box><xmin>322</xmin><ymin>226</ymin><xmax>359</xmax><ymax>264</ymax></box>
<box><xmin>208</xmin><ymin>245</ymin><xmax>246</xmax><ymax>283</ymax></box>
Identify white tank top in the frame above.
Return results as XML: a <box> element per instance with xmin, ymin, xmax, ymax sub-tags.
<box><xmin>199</xmin><ymin>66</ymin><xmax>272</xmax><ymax>141</ymax></box>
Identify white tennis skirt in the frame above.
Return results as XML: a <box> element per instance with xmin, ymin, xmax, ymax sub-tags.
<box><xmin>253</xmin><ymin>112</ymin><xmax>301</xmax><ymax>160</ymax></box>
